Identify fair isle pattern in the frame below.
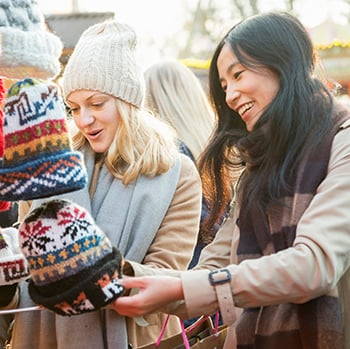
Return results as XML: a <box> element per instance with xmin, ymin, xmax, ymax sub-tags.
<box><xmin>4</xmin><ymin>80</ymin><xmax>64</xmax><ymax>132</ymax></box>
<box><xmin>19</xmin><ymin>202</ymin><xmax>113</xmax><ymax>285</ymax></box>
<box><xmin>0</xmin><ymin>78</ymin><xmax>87</xmax><ymax>201</ymax></box>
<box><xmin>4</xmin><ymin>119</ymin><xmax>70</xmax><ymax>163</ymax></box>
<box><xmin>19</xmin><ymin>199</ymin><xmax>125</xmax><ymax>316</ymax></box>
<box><xmin>0</xmin><ymin>228</ymin><xmax>29</xmax><ymax>285</ymax></box>
<box><xmin>0</xmin><ymin>77</ymin><xmax>5</xmax><ymax>156</ymax></box>
<box><xmin>52</xmin><ymin>267</ymin><xmax>125</xmax><ymax>316</ymax></box>
<box><xmin>0</xmin><ymin>154</ymin><xmax>87</xmax><ymax>200</ymax></box>
<box><xmin>3</xmin><ymin>81</ymin><xmax>70</xmax><ymax>163</ymax></box>
<box><xmin>27</xmin><ymin>237</ymin><xmax>112</xmax><ymax>286</ymax></box>
<box><xmin>0</xmin><ymin>254</ymin><xmax>29</xmax><ymax>284</ymax></box>
<box><xmin>0</xmin><ymin>78</ymin><xmax>11</xmax><ymax>211</ymax></box>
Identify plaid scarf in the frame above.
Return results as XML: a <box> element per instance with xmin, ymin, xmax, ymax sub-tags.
<box><xmin>235</xmin><ymin>105</ymin><xmax>349</xmax><ymax>349</ymax></box>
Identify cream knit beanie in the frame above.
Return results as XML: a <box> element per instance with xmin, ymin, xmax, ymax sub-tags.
<box><xmin>0</xmin><ymin>0</ymin><xmax>63</xmax><ymax>80</ymax></box>
<box><xmin>62</xmin><ymin>20</ymin><xmax>145</xmax><ymax>108</ymax></box>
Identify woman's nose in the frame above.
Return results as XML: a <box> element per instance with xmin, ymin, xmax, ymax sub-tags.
<box><xmin>225</xmin><ymin>85</ymin><xmax>240</xmax><ymax>110</ymax></box>
<box><xmin>76</xmin><ymin>108</ymin><xmax>94</xmax><ymax>127</ymax></box>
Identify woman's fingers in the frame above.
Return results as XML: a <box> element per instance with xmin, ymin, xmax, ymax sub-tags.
<box><xmin>112</xmin><ymin>276</ymin><xmax>184</xmax><ymax>317</ymax></box>
<box><xmin>119</xmin><ymin>276</ymin><xmax>147</xmax><ymax>290</ymax></box>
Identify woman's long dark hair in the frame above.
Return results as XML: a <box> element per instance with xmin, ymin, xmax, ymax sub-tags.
<box><xmin>199</xmin><ymin>11</ymin><xmax>333</xmax><ymax>239</ymax></box>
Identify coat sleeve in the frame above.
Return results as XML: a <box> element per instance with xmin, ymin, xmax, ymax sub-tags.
<box><xmin>181</xmin><ymin>125</ymin><xmax>350</xmax><ymax>317</ymax></box>
<box><xmin>17</xmin><ymin>200</ymin><xmax>32</xmax><ymax>222</ymax></box>
<box><xmin>178</xmin><ymin>201</ymin><xmax>240</xmax><ymax>320</ymax></box>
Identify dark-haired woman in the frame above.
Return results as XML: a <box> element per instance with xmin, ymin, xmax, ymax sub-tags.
<box><xmin>113</xmin><ymin>12</ymin><xmax>350</xmax><ymax>349</ymax></box>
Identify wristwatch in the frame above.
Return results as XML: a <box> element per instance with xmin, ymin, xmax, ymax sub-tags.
<box><xmin>209</xmin><ymin>268</ymin><xmax>236</xmax><ymax>324</ymax></box>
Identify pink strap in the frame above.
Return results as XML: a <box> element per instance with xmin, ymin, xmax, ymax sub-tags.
<box><xmin>155</xmin><ymin>314</ymin><xmax>170</xmax><ymax>346</ymax></box>
<box><xmin>180</xmin><ymin>319</ymin><xmax>190</xmax><ymax>349</ymax></box>
<box><xmin>184</xmin><ymin>314</ymin><xmax>209</xmax><ymax>334</ymax></box>
<box><xmin>155</xmin><ymin>312</ymin><xmax>219</xmax><ymax>347</ymax></box>
<box><xmin>214</xmin><ymin>311</ymin><xmax>219</xmax><ymax>333</ymax></box>
<box><xmin>155</xmin><ymin>314</ymin><xmax>190</xmax><ymax>348</ymax></box>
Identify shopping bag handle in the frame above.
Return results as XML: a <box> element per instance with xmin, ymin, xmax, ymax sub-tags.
<box><xmin>155</xmin><ymin>314</ymin><xmax>191</xmax><ymax>348</ymax></box>
<box><xmin>155</xmin><ymin>312</ymin><xmax>220</xmax><ymax>348</ymax></box>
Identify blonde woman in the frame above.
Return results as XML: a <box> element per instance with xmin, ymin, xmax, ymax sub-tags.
<box><xmin>8</xmin><ymin>21</ymin><xmax>202</xmax><ymax>349</ymax></box>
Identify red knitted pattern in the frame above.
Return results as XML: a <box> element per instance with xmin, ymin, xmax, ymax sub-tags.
<box><xmin>0</xmin><ymin>78</ymin><xmax>10</xmax><ymax>212</ymax></box>
<box><xmin>0</xmin><ymin>78</ymin><xmax>5</xmax><ymax>157</ymax></box>
<box><xmin>0</xmin><ymin>201</ymin><xmax>10</xmax><ymax>212</ymax></box>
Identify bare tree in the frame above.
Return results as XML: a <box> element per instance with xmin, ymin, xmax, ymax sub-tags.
<box><xmin>340</xmin><ymin>0</ymin><xmax>350</xmax><ymax>21</ymax></box>
<box><xmin>177</xmin><ymin>0</ymin><xmax>300</xmax><ymax>59</ymax></box>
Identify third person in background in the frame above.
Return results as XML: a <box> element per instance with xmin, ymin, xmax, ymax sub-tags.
<box><xmin>145</xmin><ymin>61</ymin><xmax>226</xmax><ymax>269</ymax></box>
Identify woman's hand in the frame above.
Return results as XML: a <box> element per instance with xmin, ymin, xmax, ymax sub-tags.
<box><xmin>111</xmin><ymin>275</ymin><xmax>184</xmax><ymax>317</ymax></box>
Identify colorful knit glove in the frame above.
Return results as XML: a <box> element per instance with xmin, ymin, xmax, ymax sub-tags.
<box><xmin>0</xmin><ymin>227</ymin><xmax>29</xmax><ymax>286</ymax></box>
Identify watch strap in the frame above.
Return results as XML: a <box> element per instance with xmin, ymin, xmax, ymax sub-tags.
<box><xmin>209</xmin><ymin>268</ymin><xmax>236</xmax><ymax>324</ymax></box>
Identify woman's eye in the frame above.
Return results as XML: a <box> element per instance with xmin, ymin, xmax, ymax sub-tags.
<box><xmin>233</xmin><ymin>70</ymin><xmax>244</xmax><ymax>79</ymax></box>
<box><xmin>92</xmin><ymin>101</ymin><xmax>104</xmax><ymax>108</ymax></box>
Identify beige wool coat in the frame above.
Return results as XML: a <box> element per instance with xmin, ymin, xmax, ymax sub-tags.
<box><xmin>6</xmin><ymin>153</ymin><xmax>202</xmax><ymax>349</ymax></box>
<box><xmin>128</xmin><ymin>120</ymin><xmax>350</xmax><ymax>349</ymax></box>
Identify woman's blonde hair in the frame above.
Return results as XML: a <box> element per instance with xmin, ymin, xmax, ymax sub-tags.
<box><xmin>72</xmin><ymin>98</ymin><xmax>178</xmax><ymax>185</ymax></box>
<box><xmin>144</xmin><ymin>61</ymin><xmax>215</xmax><ymax>160</ymax></box>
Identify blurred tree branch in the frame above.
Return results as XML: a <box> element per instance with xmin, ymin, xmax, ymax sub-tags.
<box><xmin>178</xmin><ymin>0</ymin><xmax>298</xmax><ymax>59</ymax></box>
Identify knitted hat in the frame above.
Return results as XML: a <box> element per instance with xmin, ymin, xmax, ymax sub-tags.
<box><xmin>0</xmin><ymin>0</ymin><xmax>63</xmax><ymax>80</ymax></box>
<box><xmin>0</xmin><ymin>77</ymin><xmax>10</xmax><ymax>212</ymax></box>
<box><xmin>0</xmin><ymin>78</ymin><xmax>88</xmax><ymax>201</ymax></box>
<box><xmin>19</xmin><ymin>199</ymin><xmax>125</xmax><ymax>316</ymax></box>
<box><xmin>0</xmin><ymin>227</ymin><xmax>29</xmax><ymax>286</ymax></box>
<box><xmin>62</xmin><ymin>20</ymin><xmax>145</xmax><ymax>108</ymax></box>
<box><xmin>0</xmin><ymin>77</ymin><xmax>5</xmax><ymax>156</ymax></box>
